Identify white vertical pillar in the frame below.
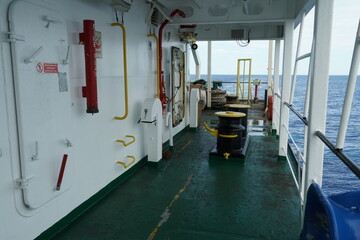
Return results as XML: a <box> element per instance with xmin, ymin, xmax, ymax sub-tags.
<box><xmin>195</xmin><ymin>65</ymin><xmax>200</xmax><ymax>80</ymax></box>
<box><xmin>267</xmin><ymin>40</ymin><xmax>274</xmax><ymax>96</ymax></box>
<box><xmin>207</xmin><ymin>41</ymin><xmax>212</xmax><ymax>108</ymax></box>
<box><xmin>278</xmin><ymin>20</ymin><xmax>294</xmax><ymax>157</ymax></box>
<box><xmin>290</xmin><ymin>13</ymin><xmax>305</xmax><ymax>104</ymax></box>
<box><xmin>336</xmin><ymin>20</ymin><xmax>360</xmax><ymax>149</ymax></box>
<box><xmin>191</xmin><ymin>48</ymin><xmax>201</xmax><ymax>80</ymax></box>
<box><xmin>272</xmin><ymin>39</ymin><xmax>281</xmax><ymax>134</ymax></box>
<box><xmin>190</xmin><ymin>88</ymin><xmax>200</xmax><ymax>128</ymax></box>
<box><xmin>304</xmin><ymin>0</ymin><xmax>334</xmax><ymax>193</ymax></box>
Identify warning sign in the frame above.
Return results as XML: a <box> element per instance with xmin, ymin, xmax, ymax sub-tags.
<box><xmin>36</xmin><ymin>63</ymin><xmax>58</xmax><ymax>73</ymax></box>
<box><xmin>95</xmin><ymin>31</ymin><xmax>102</xmax><ymax>59</ymax></box>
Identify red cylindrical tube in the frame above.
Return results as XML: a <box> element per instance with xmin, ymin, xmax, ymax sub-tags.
<box><xmin>254</xmin><ymin>85</ymin><xmax>259</xmax><ymax>99</ymax></box>
<box><xmin>56</xmin><ymin>154</ymin><xmax>68</xmax><ymax>191</ymax></box>
<box><xmin>80</xmin><ymin>20</ymin><xmax>99</xmax><ymax>114</ymax></box>
<box><xmin>158</xmin><ymin>10</ymin><xmax>186</xmax><ymax>111</ymax></box>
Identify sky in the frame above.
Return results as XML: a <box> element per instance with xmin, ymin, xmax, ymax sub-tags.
<box><xmin>189</xmin><ymin>0</ymin><xmax>360</xmax><ymax>75</ymax></box>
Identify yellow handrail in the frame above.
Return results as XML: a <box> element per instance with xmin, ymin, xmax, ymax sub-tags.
<box><xmin>203</xmin><ymin>122</ymin><xmax>218</xmax><ymax>137</ymax></box>
<box><xmin>112</xmin><ymin>23</ymin><xmax>129</xmax><ymax>120</ymax></box>
<box><xmin>116</xmin><ymin>155</ymin><xmax>136</xmax><ymax>168</ymax></box>
<box><xmin>147</xmin><ymin>34</ymin><xmax>160</xmax><ymax>99</ymax></box>
<box><xmin>116</xmin><ymin>135</ymin><xmax>136</xmax><ymax>147</ymax></box>
<box><xmin>236</xmin><ymin>59</ymin><xmax>252</xmax><ymax>104</ymax></box>
<box><xmin>203</xmin><ymin>122</ymin><xmax>238</xmax><ymax>138</ymax></box>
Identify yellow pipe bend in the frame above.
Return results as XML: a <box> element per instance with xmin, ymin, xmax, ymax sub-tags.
<box><xmin>112</xmin><ymin>23</ymin><xmax>129</xmax><ymax>120</ymax></box>
<box><xmin>147</xmin><ymin>34</ymin><xmax>160</xmax><ymax>99</ymax></box>
<box><xmin>203</xmin><ymin>122</ymin><xmax>218</xmax><ymax>137</ymax></box>
<box><xmin>117</xmin><ymin>155</ymin><xmax>136</xmax><ymax>168</ymax></box>
<box><xmin>116</xmin><ymin>135</ymin><xmax>136</xmax><ymax>147</ymax></box>
<box><xmin>203</xmin><ymin>122</ymin><xmax>238</xmax><ymax>138</ymax></box>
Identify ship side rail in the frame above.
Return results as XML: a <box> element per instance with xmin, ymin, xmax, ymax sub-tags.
<box><xmin>282</xmin><ymin>124</ymin><xmax>306</xmax><ymax>203</ymax></box>
<box><xmin>279</xmin><ymin>18</ymin><xmax>360</xmax><ymax>209</ymax></box>
<box><xmin>315</xmin><ymin>131</ymin><xmax>360</xmax><ymax>178</ymax></box>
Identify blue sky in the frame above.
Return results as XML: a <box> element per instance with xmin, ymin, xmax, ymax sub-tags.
<box><xmin>189</xmin><ymin>0</ymin><xmax>360</xmax><ymax>75</ymax></box>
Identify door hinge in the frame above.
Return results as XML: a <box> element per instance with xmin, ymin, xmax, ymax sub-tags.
<box><xmin>3</xmin><ymin>32</ymin><xmax>25</xmax><ymax>42</ymax></box>
<box><xmin>15</xmin><ymin>177</ymin><xmax>33</xmax><ymax>189</ymax></box>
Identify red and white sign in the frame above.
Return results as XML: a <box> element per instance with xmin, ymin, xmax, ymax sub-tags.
<box><xmin>36</xmin><ymin>63</ymin><xmax>58</xmax><ymax>73</ymax></box>
<box><xmin>95</xmin><ymin>31</ymin><xmax>102</xmax><ymax>58</ymax></box>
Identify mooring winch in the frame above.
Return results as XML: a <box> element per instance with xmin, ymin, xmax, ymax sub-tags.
<box><xmin>204</xmin><ymin>111</ymin><xmax>250</xmax><ymax>160</ymax></box>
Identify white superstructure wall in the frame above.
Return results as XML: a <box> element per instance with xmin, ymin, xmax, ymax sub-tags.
<box><xmin>0</xmin><ymin>0</ymin><xmax>189</xmax><ymax>239</ymax></box>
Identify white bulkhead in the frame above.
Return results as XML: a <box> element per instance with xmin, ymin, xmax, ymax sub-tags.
<box><xmin>0</xmin><ymin>0</ymin><xmax>189</xmax><ymax>239</ymax></box>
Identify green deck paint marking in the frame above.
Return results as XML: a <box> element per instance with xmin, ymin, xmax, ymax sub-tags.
<box><xmin>147</xmin><ymin>174</ymin><xmax>194</xmax><ymax>240</ymax></box>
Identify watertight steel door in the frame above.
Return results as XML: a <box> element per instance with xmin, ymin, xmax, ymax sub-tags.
<box><xmin>171</xmin><ymin>47</ymin><xmax>185</xmax><ymax>127</ymax></box>
<box><xmin>9</xmin><ymin>0</ymin><xmax>73</xmax><ymax>210</ymax></box>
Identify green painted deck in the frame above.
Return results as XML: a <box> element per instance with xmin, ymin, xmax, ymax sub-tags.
<box><xmin>52</xmin><ymin>109</ymin><xmax>300</xmax><ymax>240</ymax></box>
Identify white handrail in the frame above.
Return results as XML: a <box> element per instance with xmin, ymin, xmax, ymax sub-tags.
<box><xmin>282</xmin><ymin>124</ymin><xmax>306</xmax><ymax>204</ymax></box>
<box><xmin>282</xmin><ymin>147</ymin><xmax>300</xmax><ymax>193</ymax></box>
<box><xmin>283</xmin><ymin>124</ymin><xmax>306</xmax><ymax>164</ymax></box>
<box><xmin>296</xmin><ymin>52</ymin><xmax>311</xmax><ymax>62</ymax></box>
<box><xmin>336</xmin><ymin>19</ymin><xmax>360</xmax><ymax>149</ymax></box>
<box><xmin>290</xmin><ymin>13</ymin><xmax>305</xmax><ymax>104</ymax></box>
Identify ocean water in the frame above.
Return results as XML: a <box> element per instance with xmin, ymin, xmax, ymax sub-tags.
<box><xmin>191</xmin><ymin>74</ymin><xmax>360</xmax><ymax>195</ymax></box>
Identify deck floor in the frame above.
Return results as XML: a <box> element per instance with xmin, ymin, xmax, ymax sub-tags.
<box><xmin>52</xmin><ymin>109</ymin><xmax>300</xmax><ymax>240</ymax></box>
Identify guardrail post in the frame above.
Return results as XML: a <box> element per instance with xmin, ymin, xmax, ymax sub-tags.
<box><xmin>304</xmin><ymin>0</ymin><xmax>334</xmax><ymax>196</ymax></box>
<box><xmin>278</xmin><ymin>20</ymin><xmax>294</xmax><ymax>159</ymax></box>
<box><xmin>207</xmin><ymin>41</ymin><xmax>212</xmax><ymax>108</ymax></box>
<box><xmin>272</xmin><ymin>39</ymin><xmax>281</xmax><ymax>134</ymax></box>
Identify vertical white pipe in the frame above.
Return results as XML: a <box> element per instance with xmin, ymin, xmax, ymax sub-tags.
<box><xmin>301</xmin><ymin>39</ymin><xmax>314</xmax><ymax>206</ymax></box>
<box><xmin>336</xmin><ymin>20</ymin><xmax>360</xmax><ymax>149</ymax></box>
<box><xmin>272</xmin><ymin>39</ymin><xmax>281</xmax><ymax>133</ymax></box>
<box><xmin>207</xmin><ymin>41</ymin><xmax>212</xmax><ymax>108</ymax></box>
<box><xmin>303</xmin><ymin>41</ymin><xmax>314</xmax><ymax>118</ymax></box>
<box><xmin>278</xmin><ymin>20</ymin><xmax>294</xmax><ymax>157</ymax></box>
<box><xmin>290</xmin><ymin>13</ymin><xmax>305</xmax><ymax>104</ymax></box>
<box><xmin>191</xmin><ymin>48</ymin><xmax>201</xmax><ymax>80</ymax></box>
<box><xmin>304</xmin><ymin>0</ymin><xmax>334</xmax><ymax>193</ymax></box>
<box><xmin>267</xmin><ymin>40</ymin><xmax>274</xmax><ymax>95</ymax></box>
<box><xmin>195</xmin><ymin>65</ymin><xmax>200</xmax><ymax>80</ymax></box>
<box><xmin>166</xmin><ymin>112</ymin><xmax>173</xmax><ymax>147</ymax></box>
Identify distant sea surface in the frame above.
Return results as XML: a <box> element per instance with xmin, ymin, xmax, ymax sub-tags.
<box><xmin>191</xmin><ymin>74</ymin><xmax>360</xmax><ymax>195</ymax></box>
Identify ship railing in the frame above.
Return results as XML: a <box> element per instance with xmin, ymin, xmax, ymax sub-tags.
<box><xmin>316</xmin><ymin>131</ymin><xmax>360</xmax><ymax>179</ymax></box>
<box><xmin>281</xmin><ymin>18</ymin><xmax>360</xmax><ymax>209</ymax></box>
<box><xmin>282</xmin><ymin>124</ymin><xmax>306</xmax><ymax>204</ymax></box>
<box><xmin>215</xmin><ymin>81</ymin><xmax>268</xmax><ymax>100</ymax></box>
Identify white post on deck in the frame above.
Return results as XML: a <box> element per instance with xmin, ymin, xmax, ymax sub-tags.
<box><xmin>267</xmin><ymin>40</ymin><xmax>274</xmax><ymax>96</ymax></box>
<box><xmin>272</xmin><ymin>39</ymin><xmax>281</xmax><ymax>134</ymax></box>
<box><xmin>207</xmin><ymin>41</ymin><xmax>212</xmax><ymax>108</ymax></box>
<box><xmin>336</xmin><ymin>20</ymin><xmax>360</xmax><ymax>149</ymax></box>
<box><xmin>191</xmin><ymin>48</ymin><xmax>201</xmax><ymax>80</ymax></box>
<box><xmin>304</xmin><ymin>0</ymin><xmax>334</xmax><ymax>193</ymax></box>
<box><xmin>278</xmin><ymin>20</ymin><xmax>294</xmax><ymax>158</ymax></box>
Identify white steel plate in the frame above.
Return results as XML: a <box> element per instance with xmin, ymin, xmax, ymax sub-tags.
<box><xmin>10</xmin><ymin>1</ymin><xmax>73</xmax><ymax>210</ymax></box>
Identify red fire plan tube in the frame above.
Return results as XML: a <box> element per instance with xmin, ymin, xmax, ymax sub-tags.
<box><xmin>79</xmin><ymin>20</ymin><xmax>99</xmax><ymax>114</ymax></box>
<box><xmin>158</xmin><ymin>9</ymin><xmax>186</xmax><ymax>111</ymax></box>
<box><xmin>56</xmin><ymin>154</ymin><xmax>68</xmax><ymax>191</ymax></box>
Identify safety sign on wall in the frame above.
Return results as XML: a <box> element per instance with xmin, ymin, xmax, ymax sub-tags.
<box><xmin>36</xmin><ymin>62</ymin><xmax>59</xmax><ymax>73</ymax></box>
<box><xmin>95</xmin><ymin>31</ymin><xmax>102</xmax><ymax>59</ymax></box>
